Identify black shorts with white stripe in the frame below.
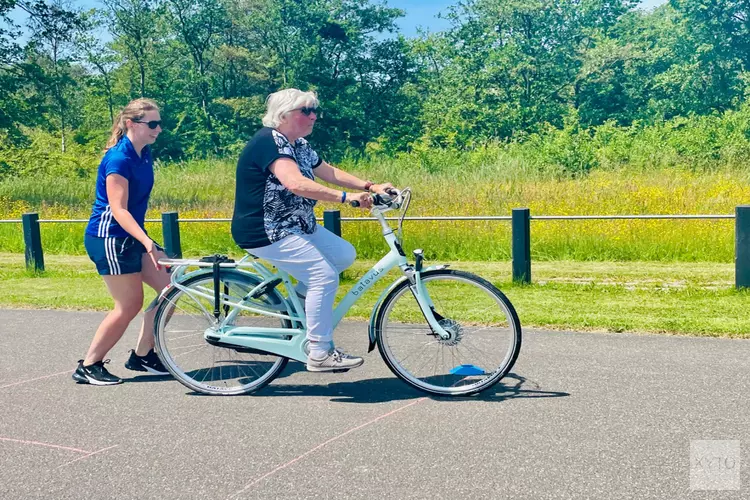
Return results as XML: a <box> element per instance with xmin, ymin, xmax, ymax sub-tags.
<box><xmin>84</xmin><ymin>234</ymin><xmax>147</xmax><ymax>276</ymax></box>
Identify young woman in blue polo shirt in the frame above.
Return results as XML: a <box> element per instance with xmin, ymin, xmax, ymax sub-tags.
<box><xmin>73</xmin><ymin>98</ymin><xmax>171</xmax><ymax>385</ymax></box>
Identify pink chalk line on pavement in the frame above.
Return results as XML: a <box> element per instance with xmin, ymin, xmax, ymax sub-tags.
<box><xmin>0</xmin><ymin>437</ymin><xmax>93</xmax><ymax>454</ymax></box>
<box><xmin>228</xmin><ymin>397</ymin><xmax>428</xmax><ymax>499</ymax></box>
<box><xmin>0</xmin><ymin>437</ymin><xmax>118</xmax><ymax>468</ymax></box>
<box><xmin>57</xmin><ymin>445</ymin><xmax>119</xmax><ymax>468</ymax></box>
<box><xmin>0</xmin><ymin>370</ymin><xmax>75</xmax><ymax>390</ymax></box>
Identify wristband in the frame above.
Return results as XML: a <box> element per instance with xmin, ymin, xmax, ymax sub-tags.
<box><xmin>363</xmin><ymin>181</ymin><xmax>374</xmax><ymax>192</ymax></box>
<box><xmin>341</xmin><ymin>191</ymin><xmax>347</xmax><ymax>203</ymax></box>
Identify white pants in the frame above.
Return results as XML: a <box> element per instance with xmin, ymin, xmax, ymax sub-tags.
<box><xmin>246</xmin><ymin>225</ymin><xmax>356</xmax><ymax>343</ymax></box>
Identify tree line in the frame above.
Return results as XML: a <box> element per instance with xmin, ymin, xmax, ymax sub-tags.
<box><xmin>0</xmin><ymin>0</ymin><xmax>747</xmax><ymax>168</ymax></box>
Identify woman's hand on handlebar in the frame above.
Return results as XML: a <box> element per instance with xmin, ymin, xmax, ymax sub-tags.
<box><xmin>349</xmin><ymin>183</ymin><xmax>399</xmax><ymax>208</ymax></box>
<box><xmin>370</xmin><ymin>183</ymin><xmax>396</xmax><ymax>195</ymax></box>
<box><xmin>351</xmin><ymin>191</ymin><xmax>373</xmax><ymax>209</ymax></box>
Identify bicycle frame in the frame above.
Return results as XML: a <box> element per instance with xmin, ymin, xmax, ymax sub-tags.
<box><xmin>160</xmin><ymin>199</ymin><xmax>452</xmax><ymax>364</ymax></box>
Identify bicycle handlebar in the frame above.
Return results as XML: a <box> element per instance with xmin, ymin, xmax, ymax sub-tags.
<box><xmin>349</xmin><ymin>188</ymin><xmax>399</xmax><ymax>208</ymax></box>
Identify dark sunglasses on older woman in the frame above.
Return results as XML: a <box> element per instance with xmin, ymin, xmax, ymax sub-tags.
<box><xmin>298</xmin><ymin>107</ymin><xmax>320</xmax><ymax>116</ymax></box>
<box><xmin>134</xmin><ymin>119</ymin><xmax>162</xmax><ymax>129</ymax></box>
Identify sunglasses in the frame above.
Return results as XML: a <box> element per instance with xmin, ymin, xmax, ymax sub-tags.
<box><xmin>297</xmin><ymin>107</ymin><xmax>320</xmax><ymax>116</ymax></box>
<box><xmin>134</xmin><ymin>119</ymin><xmax>162</xmax><ymax>129</ymax></box>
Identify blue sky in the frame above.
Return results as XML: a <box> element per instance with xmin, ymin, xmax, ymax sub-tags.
<box><xmin>7</xmin><ymin>0</ymin><xmax>669</xmax><ymax>39</ymax></box>
<box><xmin>394</xmin><ymin>0</ymin><xmax>669</xmax><ymax>36</ymax></box>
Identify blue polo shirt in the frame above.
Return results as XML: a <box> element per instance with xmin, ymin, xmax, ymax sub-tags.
<box><xmin>85</xmin><ymin>136</ymin><xmax>154</xmax><ymax>239</ymax></box>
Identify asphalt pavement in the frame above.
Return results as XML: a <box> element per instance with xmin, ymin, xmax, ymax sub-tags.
<box><xmin>0</xmin><ymin>309</ymin><xmax>747</xmax><ymax>499</ymax></box>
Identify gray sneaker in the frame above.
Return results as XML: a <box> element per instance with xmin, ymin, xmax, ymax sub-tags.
<box><xmin>306</xmin><ymin>348</ymin><xmax>364</xmax><ymax>372</ymax></box>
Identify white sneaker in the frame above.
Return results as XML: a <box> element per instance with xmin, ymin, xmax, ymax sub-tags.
<box><xmin>306</xmin><ymin>348</ymin><xmax>364</xmax><ymax>372</ymax></box>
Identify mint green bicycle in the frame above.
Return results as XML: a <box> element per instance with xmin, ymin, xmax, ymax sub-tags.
<box><xmin>152</xmin><ymin>189</ymin><xmax>522</xmax><ymax>397</ymax></box>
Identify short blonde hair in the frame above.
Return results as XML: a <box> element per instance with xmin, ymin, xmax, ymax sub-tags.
<box><xmin>262</xmin><ymin>89</ymin><xmax>319</xmax><ymax>128</ymax></box>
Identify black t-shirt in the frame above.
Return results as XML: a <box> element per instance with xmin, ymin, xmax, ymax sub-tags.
<box><xmin>231</xmin><ymin>127</ymin><xmax>323</xmax><ymax>249</ymax></box>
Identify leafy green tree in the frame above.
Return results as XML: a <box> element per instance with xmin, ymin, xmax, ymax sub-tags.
<box><xmin>22</xmin><ymin>0</ymin><xmax>86</xmax><ymax>152</ymax></box>
<box><xmin>668</xmin><ymin>0</ymin><xmax>748</xmax><ymax>111</ymax></box>
<box><xmin>103</xmin><ymin>0</ymin><xmax>160</xmax><ymax>97</ymax></box>
<box><xmin>213</xmin><ymin>0</ymin><xmax>409</xmax><ymax>157</ymax></box>
<box><xmin>1</xmin><ymin>0</ymin><xmax>27</xmax><ymax>143</ymax></box>
<box><xmin>574</xmin><ymin>6</ymin><xmax>679</xmax><ymax>125</ymax></box>
<box><xmin>414</xmin><ymin>0</ymin><xmax>638</xmax><ymax>147</ymax></box>
<box><xmin>75</xmin><ymin>9</ymin><xmax>120</xmax><ymax>123</ymax></box>
<box><xmin>165</xmin><ymin>0</ymin><xmax>229</xmax><ymax>151</ymax></box>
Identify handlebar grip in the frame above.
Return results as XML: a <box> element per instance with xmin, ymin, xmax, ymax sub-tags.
<box><xmin>350</xmin><ymin>189</ymin><xmax>398</xmax><ymax>208</ymax></box>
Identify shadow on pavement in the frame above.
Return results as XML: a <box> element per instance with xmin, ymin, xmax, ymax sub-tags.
<box><xmin>256</xmin><ymin>371</ymin><xmax>569</xmax><ymax>404</ymax></box>
<box><xmin>139</xmin><ymin>360</ymin><xmax>569</xmax><ymax>404</ymax></box>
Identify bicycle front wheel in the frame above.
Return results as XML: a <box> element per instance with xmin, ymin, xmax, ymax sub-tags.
<box><xmin>375</xmin><ymin>269</ymin><xmax>521</xmax><ymax>396</ymax></box>
<box><xmin>154</xmin><ymin>269</ymin><xmax>290</xmax><ymax>395</ymax></box>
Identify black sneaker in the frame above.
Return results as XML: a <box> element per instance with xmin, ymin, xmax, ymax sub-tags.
<box><xmin>124</xmin><ymin>349</ymin><xmax>170</xmax><ymax>375</ymax></box>
<box><xmin>72</xmin><ymin>359</ymin><xmax>123</xmax><ymax>386</ymax></box>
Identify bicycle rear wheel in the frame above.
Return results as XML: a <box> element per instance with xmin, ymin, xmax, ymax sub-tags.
<box><xmin>154</xmin><ymin>269</ymin><xmax>290</xmax><ymax>395</ymax></box>
<box><xmin>375</xmin><ymin>269</ymin><xmax>521</xmax><ymax>396</ymax></box>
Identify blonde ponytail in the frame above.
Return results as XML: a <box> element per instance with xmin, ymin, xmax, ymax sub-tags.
<box><xmin>105</xmin><ymin>98</ymin><xmax>160</xmax><ymax>150</ymax></box>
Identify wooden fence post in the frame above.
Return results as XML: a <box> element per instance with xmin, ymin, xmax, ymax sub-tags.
<box><xmin>22</xmin><ymin>212</ymin><xmax>44</xmax><ymax>272</ymax></box>
<box><xmin>512</xmin><ymin>208</ymin><xmax>531</xmax><ymax>284</ymax></box>
<box><xmin>161</xmin><ymin>211</ymin><xmax>182</xmax><ymax>258</ymax></box>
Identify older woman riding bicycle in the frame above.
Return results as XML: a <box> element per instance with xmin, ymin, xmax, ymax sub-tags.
<box><xmin>231</xmin><ymin>89</ymin><xmax>394</xmax><ymax>372</ymax></box>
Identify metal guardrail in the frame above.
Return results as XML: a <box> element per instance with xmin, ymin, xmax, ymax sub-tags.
<box><xmin>5</xmin><ymin>207</ymin><xmax>750</xmax><ymax>289</ymax></box>
<box><xmin>533</xmin><ymin>215</ymin><xmax>735</xmax><ymax>220</ymax></box>
<box><xmin>5</xmin><ymin>214</ymin><xmax>734</xmax><ymax>224</ymax></box>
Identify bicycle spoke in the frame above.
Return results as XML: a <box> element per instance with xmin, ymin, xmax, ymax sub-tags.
<box><xmin>456</xmin><ymin>340</ymin><xmax>495</xmax><ymax>371</ymax></box>
<box><xmin>385</xmin><ymin>324</ymin><xmax>434</xmax><ymax>331</ymax></box>
<box><xmin>173</xmin><ymin>345</ymin><xmax>208</xmax><ymax>360</ymax></box>
<box><xmin>167</xmin><ymin>331</ymin><xmax>206</xmax><ymax>338</ymax></box>
<box><xmin>155</xmin><ymin>272</ymin><xmax>289</xmax><ymax>395</ymax></box>
<box><xmin>169</xmin><ymin>343</ymin><xmax>208</xmax><ymax>351</ymax></box>
<box><xmin>408</xmin><ymin>342</ymin><xmax>444</xmax><ymax>376</ymax></box>
<box><xmin>385</xmin><ymin>327</ymin><xmax>435</xmax><ymax>337</ymax></box>
<box><xmin>164</xmin><ymin>293</ymin><xmax>214</xmax><ymax>324</ymax></box>
<box><xmin>389</xmin><ymin>337</ymin><xmax>441</xmax><ymax>366</ymax></box>
<box><xmin>378</xmin><ymin>271</ymin><xmax>520</xmax><ymax>396</ymax></box>
<box><xmin>459</xmin><ymin>322</ymin><xmax>507</xmax><ymax>337</ymax></box>
<box><xmin>432</xmin><ymin>343</ymin><xmax>441</xmax><ymax>380</ymax></box>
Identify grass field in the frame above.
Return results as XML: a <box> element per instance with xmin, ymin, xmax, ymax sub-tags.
<box><xmin>2</xmin><ymin>253</ymin><xmax>746</xmax><ymax>338</ymax></box>
<box><xmin>2</xmin><ymin>153</ymin><xmax>749</xmax><ymax>337</ymax></box>
<box><xmin>0</xmin><ymin>161</ymin><xmax>745</xmax><ymax>261</ymax></box>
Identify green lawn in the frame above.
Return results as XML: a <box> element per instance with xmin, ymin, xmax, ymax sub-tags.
<box><xmin>1</xmin><ymin>253</ymin><xmax>746</xmax><ymax>338</ymax></box>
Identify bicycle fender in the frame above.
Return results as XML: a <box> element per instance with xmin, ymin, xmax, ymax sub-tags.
<box><xmin>146</xmin><ymin>267</ymin><xmax>199</xmax><ymax>312</ymax></box>
<box><xmin>152</xmin><ymin>267</ymin><xmax>277</xmax><ymax>310</ymax></box>
<box><xmin>367</xmin><ymin>265</ymin><xmax>450</xmax><ymax>352</ymax></box>
<box><xmin>368</xmin><ymin>275</ymin><xmax>409</xmax><ymax>352</ymax></box>
<box><xmin>144</xmin><ymin>295</ymin><xmax>161</xmax><ymax>313</ymax></box>
<box><xmin>154</xmin><ymin>266</ymin><xmax>210</xmax><ymax>302</ymax></box>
